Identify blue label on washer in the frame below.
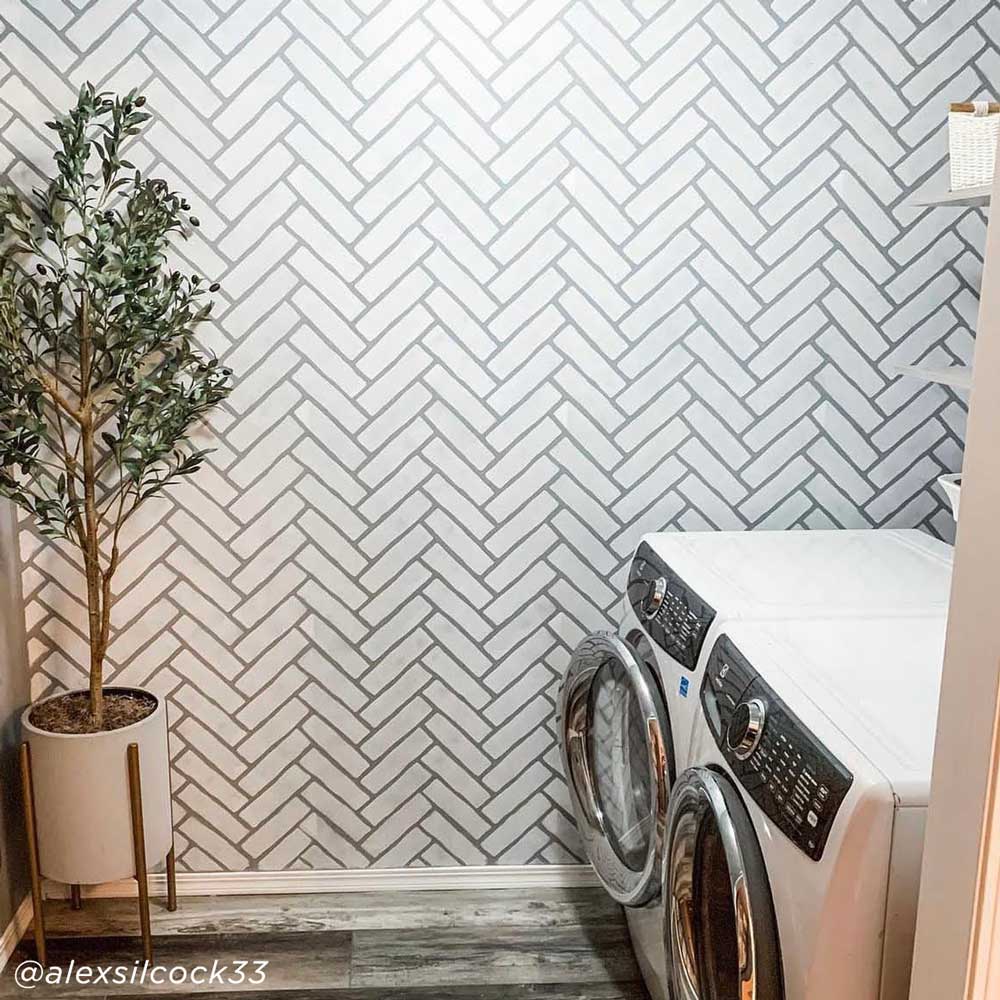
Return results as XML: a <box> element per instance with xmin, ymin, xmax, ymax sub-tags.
<box><xmin>679</xmin><ymin>677</ymin><xmax>689</xmax><ymax>698</ymax></box>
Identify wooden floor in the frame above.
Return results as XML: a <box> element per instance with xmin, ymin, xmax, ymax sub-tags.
<box><xmin>2</xmin><ymin>888</ymin><xmax>649</xmax><ymax>998</ymax></box>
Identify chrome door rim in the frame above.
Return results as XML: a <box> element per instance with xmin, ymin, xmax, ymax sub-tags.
<box><xmin>559</xmin><ymin>632</ymin><xmax>670</xmax><ymax>907</ymax></box>
<box><xmin>665</xmin><ymin>766</ymin><xmax>777</xmax><ymax>1000</ymax></box>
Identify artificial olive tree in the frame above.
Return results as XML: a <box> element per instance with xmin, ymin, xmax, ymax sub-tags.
<box><xmin>0</xmin><ymin>85</ymin><xmax>232</xmax><ymax>727</ymax></box>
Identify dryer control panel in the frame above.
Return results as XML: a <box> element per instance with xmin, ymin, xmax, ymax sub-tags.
<box><xmin>702</xmin><ymin>635</ymin><xmax>854</xmax><ymax>862</ymax></box>
<box><xmin>628</xmin><ymin>542</ymin><xmax>717</xmax><ymax>671</ymax></box>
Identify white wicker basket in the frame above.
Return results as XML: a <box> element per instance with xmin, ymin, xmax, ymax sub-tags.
<box><xmin>949</xmin><ymin>101</ymin><xmax>1000</xmax><ymax>191</ymax></box>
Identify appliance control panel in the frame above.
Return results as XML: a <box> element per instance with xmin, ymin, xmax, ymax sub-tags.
<box><xmin>627</xmin><ymin>542</ymin><xmax>716</xmax><ymax>671</ymax></box>
<box><xmin>702</xmin><ymin>635</ymin><xmax>853</xmax><ymax>862</ymax></box>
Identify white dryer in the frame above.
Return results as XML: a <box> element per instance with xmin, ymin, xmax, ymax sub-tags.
<box><xmin>621</xmin><ymin>529</ymin><xmax>952</xmax><ymax>774</ymax></box>
<box><xmin>665</xmin><ymin>614</ymin><xmax>947</xmax><ymax>1000</ymax></box>
<box><xmin>558</xmin><ymin>529</ymin><xmax>952</xmax><ymax>1000</ymax></box>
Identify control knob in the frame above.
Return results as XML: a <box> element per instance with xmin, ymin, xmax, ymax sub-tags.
<box><xmin>727</xmin><ymin>698</ymin><xmax>767</xmax><ymax>760</ymax></box>
<box><xmin>641</xmin><ymin>576</ymin><xmax>668</xmax><ymax>620</ymax></box>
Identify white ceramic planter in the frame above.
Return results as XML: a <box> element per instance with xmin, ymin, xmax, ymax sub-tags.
<box><xmin>21</xmin><ymin>688</ymin><xmax>173</xmax><ymax>885</ymax></box>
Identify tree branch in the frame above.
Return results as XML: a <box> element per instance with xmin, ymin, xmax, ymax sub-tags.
<box><xmin>39</xmin><ymin>372</ymin><xmax>82</xmax><ymax>421</ymax></box>
<box><xmin>77</xmin><ymin>291</ymin><xmax>106</xmax><ymax>727</ymax></box>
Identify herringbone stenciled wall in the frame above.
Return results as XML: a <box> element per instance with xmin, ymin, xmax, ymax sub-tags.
<box><xmin>2</xmin><ymin>0</ymin><xmax>984</xmax><ymax>870</ymax></box>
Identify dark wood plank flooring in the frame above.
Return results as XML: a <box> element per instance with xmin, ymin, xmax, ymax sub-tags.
<box><xmin>2</xmin><ymin>888</ymin><xmax>648</xmax><ymax>999</ymax></box>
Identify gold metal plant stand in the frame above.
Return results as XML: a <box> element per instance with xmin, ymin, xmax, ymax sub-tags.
<box><xmin>19</xmin><ymin>740</ymin><xmax>177</xmax><ymax>965</ymax></box>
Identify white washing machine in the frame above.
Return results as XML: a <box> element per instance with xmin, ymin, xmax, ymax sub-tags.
<box><xmin>663</xmin><ymin>614</ymin><xmax>948</xmax><ymax>1000</ymax></box>
<box><xmin>559</xmin><ymin>529</ymin><xmax>952</xmax><ymax>1000</ymax></box>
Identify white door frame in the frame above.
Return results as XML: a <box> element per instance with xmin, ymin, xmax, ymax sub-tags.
<box><xmin>909</xmin><ymin>162</ymin><xmax>1000</xmax><ymax>1000</ymax></box>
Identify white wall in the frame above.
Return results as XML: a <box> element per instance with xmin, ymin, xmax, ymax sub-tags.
<box><xmin>3</xmin><ymin>0</ymin><xmax>984</xmax><ymax>870</ymax></box>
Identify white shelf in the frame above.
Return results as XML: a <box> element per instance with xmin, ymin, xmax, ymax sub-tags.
<box><xmin>894</xmin><ymin>363</ymin><xmax>973</xmax><ymax>390</ymax></box>
<box><xmin>937</xmin><ymin>473</ymin><xmax>961</xmax><ymax>522</ymax></box>
<box><xmin>911</xmin><ymin>185</ymin><xmax>991</xmax><ymax>207</ymax></box>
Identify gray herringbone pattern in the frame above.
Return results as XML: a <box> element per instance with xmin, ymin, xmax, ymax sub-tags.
<box><xmin>3</xmin><ymin>0</ymin><xmax>983</xmax><ymax>870</ymax></box>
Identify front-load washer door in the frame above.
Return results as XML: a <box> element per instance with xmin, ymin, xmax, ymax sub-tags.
<box><xmin>666</xmin><ymin>766</ymin><xmax>784</xmax><ymax>1000</ymax></box>
<box><xmin>560</xmin><ymin>632</ymin><xmax>673</xmax><ymax>907</ymax></box>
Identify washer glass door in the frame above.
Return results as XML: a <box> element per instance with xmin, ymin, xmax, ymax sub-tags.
<box><xmin>560</xmin><ymin>632</ymin><xmax>672</xmax><ymax>906</ymax></box>
<box><xmin>665</xmin><ymin>766</ymin><xmax>784</xmax><ymax>1000</ymax></box>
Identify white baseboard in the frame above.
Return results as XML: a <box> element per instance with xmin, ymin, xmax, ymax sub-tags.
<box><xmin>0</xmin><ymin>894</ymin><xmax>33</xmax><ymax>972</ymax></box>
<box><xmin>45</xmin><ymin>864</ymin><xmax>600</xmax><ymax>899</ymax></box>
